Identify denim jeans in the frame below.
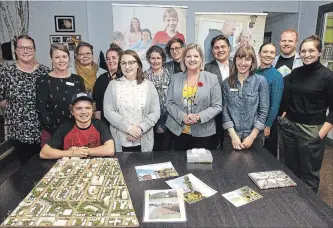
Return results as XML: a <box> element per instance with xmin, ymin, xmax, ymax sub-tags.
<box><xmin>280</xmin><ymin>117</ymin><xmax>325</xmax><ymax>193</ymax></box>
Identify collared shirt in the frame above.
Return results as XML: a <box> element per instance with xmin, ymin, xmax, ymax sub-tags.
<box><xmin>222</xmin><ymin>74</ymin><xmax>269</xmax><ymax>139</ymax></box>
<box><xmin>216</xmin><ymin>60</ymin><xmax>230</xmax><ymax>81</ymax></box>
<box><xmin>116</xmin><ymin>77</ymin><xmax>147</xmax><ymax>147</ymax></box>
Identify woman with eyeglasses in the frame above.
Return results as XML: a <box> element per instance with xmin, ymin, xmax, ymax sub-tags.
<box><xmin>104</xmin><ymin>50</ymin><xmax>160</xmax><ymax>152</ymax></box>
<box><xmin>164</xmin><ymin>37</ymin><xmax>184</xmax><ymax>77</ymax></box>
<box><xmin>93</xmin><ymin>43</ymin><xmax>123</xmax><ymax>124</ymax></box>
<box><xmin>0</xmin><ymin>35</ymin><xmax>50</xmax><ymax>165</ymax></box>
<box><xmin>72</xmin><ymin>42</ymin><xmax>106</xmax><ymax>93</ymax></box>
<box><xmin>166</xmin><ymin>43</ymin><xmax>222</xmax><ymax>151</ymax></box>
<box><xmin>144</xmin><ymin>45</ymin><xmax>172</xmax><ymax>151</ymax></box>
<box><xmin>36</xmin><ymin>44</ymin><xmax>85</xmax><ymax>148</ymax></box>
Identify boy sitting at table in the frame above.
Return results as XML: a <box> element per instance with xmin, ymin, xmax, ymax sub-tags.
<box><xmin>40</xmin><ymin>93</ymin><xmax>115</xmax><ymax>159</ymax></box>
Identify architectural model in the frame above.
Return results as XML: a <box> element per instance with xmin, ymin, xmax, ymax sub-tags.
<box><xmin>2</xmin><ymin>158</ymin><xmax>139</xmax><ymax>227</ymax></box>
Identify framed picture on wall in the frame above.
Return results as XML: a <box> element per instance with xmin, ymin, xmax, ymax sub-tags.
<box><xmin>54</xmin><ymin>15</ymin><xmax>75</xmax><ymax>32</ymax></box>
<box><xmin>49</xmin><ymin>35</ymin><xmax>81</xmax><ymax>51</ymax></box>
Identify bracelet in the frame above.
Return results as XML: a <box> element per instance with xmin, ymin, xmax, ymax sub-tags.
<box><xmin>71</xmin><ymin>147</ymin><xmax>75</xmax><ymax>156</ymax></box>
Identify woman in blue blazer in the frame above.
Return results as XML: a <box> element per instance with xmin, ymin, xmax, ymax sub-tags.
<box><xmin>165</xmin><ymin>43</ymin><xmax>222</xmax><ymax>150</ymax></box>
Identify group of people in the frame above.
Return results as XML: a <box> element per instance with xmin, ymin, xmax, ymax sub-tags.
<box><xmin>0</xmin><ymin>28</ymin><xmax>332</xmax><ymax>194</ymax></box>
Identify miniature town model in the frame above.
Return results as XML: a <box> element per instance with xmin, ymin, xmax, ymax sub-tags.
<box><xmin>2</xmin><ymin>158</ymin><xmax>139</xmax><ymax>227</ymax></box>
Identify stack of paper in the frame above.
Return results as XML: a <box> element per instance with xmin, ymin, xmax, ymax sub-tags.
<box><xmin>187</xmin><ymin>149</ymin><xmax>213</xmax><ymax>163</ymax></box>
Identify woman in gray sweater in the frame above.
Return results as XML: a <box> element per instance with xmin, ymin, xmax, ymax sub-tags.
<box><xmin>104</xmin><ymin>50</ymin><xmax>160</xmax><ymax>152</ymax></box>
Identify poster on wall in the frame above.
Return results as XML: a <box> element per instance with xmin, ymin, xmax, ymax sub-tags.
<box><xmin>112</xmin><ymin>3</ymin><xmax>187</xmax><ymax>69</ymax></box>
<box><xmin>49</xmin><ymin>35</ymin><xmax>81</xmax><ymax>65</ymax></box>
<box><xmin>195</xmin><ymin>12</ymin><xmax>267</xmax><ymax>63</ymax></box>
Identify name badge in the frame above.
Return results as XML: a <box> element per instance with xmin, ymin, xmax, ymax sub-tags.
<box><xmin>66</xmin><ymin>82</ymin><xmax>74</xmax><ymax>86</ymax></box>
<box><xmin>230</xmin><ymin>88</ymin><xmax>238</xmax><ymax>92</ymax></box>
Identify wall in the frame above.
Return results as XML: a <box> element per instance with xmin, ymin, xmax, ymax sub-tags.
<box><xmin>15</xmin><ymin>1</ymin><xmax>330</xmax><ymax>67</ymax></box>
<box><xmin>27</xmin><ymin>1</ymin><xmax>89</xmax><ymax>67</ymax></box>
<box><xmin>265</xmin><ymin>13</ymin><xmax>299</xmax><ymax>51</ymax></box>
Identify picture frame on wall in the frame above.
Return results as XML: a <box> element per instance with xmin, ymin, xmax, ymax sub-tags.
<box><xmin>54</xmin><ymin>15</ymin><xmax>75</xmax><ymax>32</ymax></box>
<box><xmin>49</xmin><ymin>35</ymin><xmax>81</xmax><ymax>51</ymax></box>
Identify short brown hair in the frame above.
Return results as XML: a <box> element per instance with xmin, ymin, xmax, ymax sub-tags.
<box><xmin>119</xmin><ymin>50</ymin><xmax>145</xmax><ymax>84</ymax></box>
<box><xmin>75</xmin><ymin>41</ymin><xmax>93</xmax><ymax>55</ymax></box>
<box><xmin>49</xmin><ymin>43</ymin><xmax>70</xmax><ymax>58</ymax></box>
<box><xmin>300</xmin><ymin>35</ymin><xmax>322</xmax><ymax>52</ymax></box>
<box><xmin>165</xmin><ymin>37</ymin><xmax>184</xmax><ymax>58</ymax></box>
<box><xmin>229</xmin><ymin>45</ymin><xmax>257</xmax><ymax>88</ymax></box>
<box><xmin>180</xmin><ymin>43</ymin><xmax>205</xmax><ymax>72</ymax></box>
<box><xmin>281</xmin><ymin>29</ymin><xmax>299</xmax><ymax>41</ymax></box>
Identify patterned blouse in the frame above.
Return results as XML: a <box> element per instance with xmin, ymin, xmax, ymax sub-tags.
<box><xmin>0</xmin><ymin>64</ymin><xmax>50</xmax><ymax>143</ymax></box>
<box><xmin>36</xmin><ymin>74</ymin><xmax>85</xmax><ymax>134</ymax></box>
<box><xmin>115</xmin><ymin>77</ymin><xmax>147</xmax><ymax>147</ymax></box>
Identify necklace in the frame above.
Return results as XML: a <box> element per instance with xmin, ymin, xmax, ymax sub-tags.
<box><xmin>185</xmin><ymin>74</ymin><xmax>200</xmax><ymax>114</ymax></box>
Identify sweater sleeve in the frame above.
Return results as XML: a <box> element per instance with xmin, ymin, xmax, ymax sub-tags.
<box><xmin>36</xmin><ymin>77</ymin><xmax>57</xmax><ymax>134</ymax></box>
<box><xmin>138</xmin><ymin>82</ymin><xmax>161</xmax><ymax>133</ymax></box>
<box><xmin>279</xmin><ymin>74</ymin><xmax>291</xmax><ymax>114</ymax></box>
<box><xmin>0</xmin><ymin>69</ymin><xmax>7</xmax><ymax>101</ymax></box>
<box><xmin>265</xmin><ymin>71</ymin><xmax>284</xmax><ymax>127</ymax></box>
<box><xmin>325</xmin><ymin>72</ymin><xmax>333</xmax><ymax>124</ymax></box>
<box><xmin>103</xmin><ymin>81</ymin><xmax>132</xmax><ymax>133</ymax></box>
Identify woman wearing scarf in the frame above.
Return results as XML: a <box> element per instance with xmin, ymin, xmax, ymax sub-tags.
<box><xmin>144</xmin><ymin>45</ymin><xmax>172</xmax><ymax>151</ymax></box>
<box><xmin>72</xmin><ymin>42</ymin><xmax>106</xmax><ymax>93</ymax></box>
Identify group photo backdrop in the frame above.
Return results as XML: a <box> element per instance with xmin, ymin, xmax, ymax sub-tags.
<box><xmin>112</xmin><ymin>3</ymin><xmax>187</xmax><ymax>69</ymax></box>
<box><xmin>195</xmin><ymin>12</ymin><xmax>267</xmax><ymax>63</ymax></box>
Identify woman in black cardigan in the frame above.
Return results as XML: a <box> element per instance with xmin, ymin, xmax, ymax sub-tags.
<box><xmin>280</xmin><ymin>35</ymin><xmax>333</xmax><ymax>193</ymax></box>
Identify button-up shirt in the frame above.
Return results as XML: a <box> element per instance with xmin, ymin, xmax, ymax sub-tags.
<box><xmin>222</xmin><ymin>73</ymin><xmax>269</xmax><ymax>139</ymax></box>
<box><xmin>216</xmin><ymin>60</ymin><xmax>229</xmax><ymax>82</ymax></box>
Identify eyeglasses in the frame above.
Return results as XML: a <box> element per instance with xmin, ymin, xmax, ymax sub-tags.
<box><xmin>78</xmin><ymin>52</ymin><xmax>93</xmax><ymax>57</ymax></box>
<box><xmin>17</xmin><ymin>46</ymin><xmax>34</xmax><ymax>52</ymax></box>
<box><xmin>170</xmin><ymin>47</ymin><xmax>182</xmax><ymax>52</ymax></box>
<box><xmin>120</xmin><ymin>61</ymin><xmax>137</xmax><ymax>67</ymax></box>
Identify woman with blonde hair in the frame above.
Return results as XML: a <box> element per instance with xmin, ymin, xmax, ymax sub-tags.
<box><xmin>222</xmin><ymin>45</ymin><xmax>269</xmax><ymax>150</ymax></box>
<box><xmin>166</xmin><ymin>43</ymin><xmax>222</xmax><ymax>150</ymax></box>
<box><xmin>104</xmin><ymin>50</ymin><xmax>160</xmax><ymax>152</ymax></box>
<box><xmin>37</xmin><ymin>44</ymin><xmax>85</xmax><ymax>147</ymax></box>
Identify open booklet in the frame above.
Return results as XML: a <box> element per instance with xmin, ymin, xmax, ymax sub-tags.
<box><xmin>135</xmin><ymin>162</ymin><xmax>179</xmax><ymax>181</ymax></box>
<box><xmin>248</xmin><ymin>170</ymin><xmax>297</xmax><ymax>190</ymax></box>
<box><xmin>165</xmin><ymin>173</ymin><xmax>217</xmax><ymax>204</ymax></box>
<box><xmin>143</xmin><ymin>189</ymin><xmax>186</xmax><ymax>223</ymax></box>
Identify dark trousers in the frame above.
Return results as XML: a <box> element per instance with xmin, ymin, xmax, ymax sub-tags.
<box><xmin>214</xmin><ymin>113</ymin><xmax>224</xmax><ymax>149</ymax></box>
<box><xmin>173</xmin><ymin>133</ymin><xmax>216</xmax><ymax>151</ymax></box>
<box><xmin>264</xmin><ymin>119</ymin><xmax>279</xmax><ymax>157</ymax></box>
<box><xmin>122</xmin><ymin>146</ymin><xmax>141</xmax><ymax>152</ymax></box>
<box><xmin>12</xmin><ymin>139</ymin><xmax>40</xmax><ymax>165</ymax></box>
<box><xmin>280</xmin><ymin>117</ymin><xmax>325</xmax><ymax>193</ymax></box>
<box><xmin>153</xmin><ymin>129</ymin><xmax>172</xmax><ymax>151</ymax></box>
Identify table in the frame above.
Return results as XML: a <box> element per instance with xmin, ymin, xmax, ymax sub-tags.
<box><xmin>1</xmin><ymin>143</ymin><xmax>333</xmax><ymax>227</ymax></box>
